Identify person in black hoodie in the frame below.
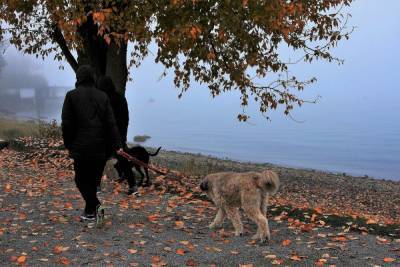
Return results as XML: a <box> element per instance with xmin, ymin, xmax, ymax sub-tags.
<box><xmin>97</xmin><ymin>76</ymin><xmax>138</xmax><ymax>195</ymax></box>
<box><xmin>61</xmin><ymin>65</ymin><xmax>122</xmax><ymax>220</ymax></box>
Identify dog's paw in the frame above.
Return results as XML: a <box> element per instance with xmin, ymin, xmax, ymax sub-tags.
<box><xmin>235</xmin><ymin>231</ymin><xmax>243</xmax><ymax>237</ymax></box>
<box><xmin>251</xmin><ymin>234</ymin><xmax>260</xmax><ymax>240</ymax></box>
<box><xmin>208</xmin><ymin>223</ymin><xmax>216</xmax><ymax>230</ymax></box>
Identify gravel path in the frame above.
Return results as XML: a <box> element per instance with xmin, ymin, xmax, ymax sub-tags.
<box><xmin>0</xmin><ymin>147</ymin><xmax>399</xmax><ymax>266</ymax></box>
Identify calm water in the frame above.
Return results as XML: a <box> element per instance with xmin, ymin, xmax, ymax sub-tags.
<box><xmin>16</xmin><ymin>83</ymin><xmax>399</xmax><ymax>182</ymax></box>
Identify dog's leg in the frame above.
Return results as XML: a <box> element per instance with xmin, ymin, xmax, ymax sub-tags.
<box><xmin>209</xmin><ymin>208</ymin><xmax>226</xmax><ymax>229</ymax></box>
<box><xmin>260</xmin><ymin>196</ymin><xmax>271</xmax><ymax>240</ymax></box>
<box><xmin>225</xmin><ymin>207</ymin><xmax>243</xmax><ymax>236</ymax></box>
<box><xmin>261</xmin><ymin>196</ymin><xmax>268</xmax><ymax>217</ymax></box>
<box><xmin>143</xmin><ymin>168</ymin><xmax>151</xmax><ymax>186</ymax></box>
<box><xmin>245</xmin><ymin>207</ymin><xmax>269</xmax><ymax>242</ymax></box>
<box><xmin>134</xmin><ymin>166</ymin><xmax>145</xmax><ymax>186</ymax></box>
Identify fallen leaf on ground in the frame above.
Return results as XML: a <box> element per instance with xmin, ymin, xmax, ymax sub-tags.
<box><xmin>383</xmin><ymin>258</ymin><xmax>395</xmax><ymax>263</ymax></box>
<box><xmin>176</xmin><ymin>249</ymin><xmax>185</xmax><ymax>255</ymax></box>
<box><xmin>17</xmin><ymin>256</ymin><xmax>26</xmax><ymax>264</ymax></box>
<box><xmin>128</xmin><ymin>249</ymin><xmax>138</xmax><ymax>254</ymax></box>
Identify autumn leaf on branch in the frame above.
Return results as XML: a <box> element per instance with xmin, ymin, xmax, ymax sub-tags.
<box><xmin>0</xmin><ymin>0</ymin><xmax>354</xmax><ymax>120</ymax></box>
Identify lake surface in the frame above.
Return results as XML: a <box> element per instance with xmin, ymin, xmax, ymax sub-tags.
<box><xmin>11</xmin><ymin>83</ymin><xmax>399</xmax><ymax>182</ymax></box>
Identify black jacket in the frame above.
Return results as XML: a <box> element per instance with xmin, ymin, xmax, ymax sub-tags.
<box><xmin>97</xmin><ymin>77</ymin><xmax>129</xmax><ymax>144</ymax></box>
<box><xmin>61</xmin><ymin>66</ymin><xmax>121</xmax><ymax>160</ymax></box>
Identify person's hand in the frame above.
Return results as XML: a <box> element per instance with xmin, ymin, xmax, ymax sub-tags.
<box><xmin>116</xmin><ymin>148</ymin><xmax>124</xmax><ymax>155</ymax></box>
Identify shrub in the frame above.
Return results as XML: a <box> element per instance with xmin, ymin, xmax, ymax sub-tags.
<box><xmin>37</xmin><ymin>119</ymin><xmax>62</xmax><ymax>139</ymax></box>
<box><xmin>134</xmin><ymin>135</ymin><xmax>151</xmax><ymax>143</ymax></box>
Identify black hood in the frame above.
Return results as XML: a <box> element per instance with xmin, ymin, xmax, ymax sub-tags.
<box><xmin>75</xmin><ymin>65</ymin><xmax>95</xmax><ymax>87</ymax></box>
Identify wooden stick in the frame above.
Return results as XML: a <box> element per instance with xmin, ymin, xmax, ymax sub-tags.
<box><xmin>118</xmin><ymin>151</ymin><xmax>168</xmax><ymax>175</ymax></box>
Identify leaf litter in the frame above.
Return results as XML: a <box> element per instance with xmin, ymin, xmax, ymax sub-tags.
<box><xmin>0</xmin><ymin>137</ymin><xmax>399</xmax><ymax>266</ymax></box>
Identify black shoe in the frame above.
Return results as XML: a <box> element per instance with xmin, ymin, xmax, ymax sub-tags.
<box><xmin>127</xmin><ymin>186</ymin><xmax>139</xmax><ymax>196</ymax></box>
<box><xmin>96</xmin><ymin>185</ymin><xmax>102</xmax><ymax>193</ymax></box>
<box><xmin>80</xmin><ymin>212</ymin><xmax>96</xmax><ymax>221</ymax></box>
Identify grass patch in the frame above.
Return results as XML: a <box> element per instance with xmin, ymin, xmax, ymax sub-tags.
<box><xmin>0</xmin><ymin>118</ymin><xmax>39</xmax><ymax>139</ymax></box>
<box><xmin>268</xmin><ymin>204</ymin><xmax>400</xmax><ymax>238</ymax></box>
<box><xmin>0</xmin><ymin>118</ymin><xmax>62</xmax><ymax>140</ymax></box>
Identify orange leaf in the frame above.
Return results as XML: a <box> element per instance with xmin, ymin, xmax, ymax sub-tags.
<box><xmin>185</xmin><ymin>259</ymin><xmax>197</xmax><ymax>266</ymax></box>
<box><xmin>176</xmin><ymin>249</ymin><xmax>185</xmax><ymax>255</ymax></box>
<box><xmin>59</xmin><ymin>256</ymin><xmax>70</xmax><ymax>265</ymax></box>
<box><xmin>120</xmin><ymin>199</ymin><xmax>129</xmax><ymax>209</ymax></box>
<box><xmin>19</xmin><ymin>213</ymin><xmax>27</xmax><ymax>220</ymax></box>
<box><xmin>151</xmin><ymin>256</ymin><xmax>161</xmax><ymax>264</ymax></box>
<box><xmin>53</xmin><ymin>245</ymin><xmax>68</xmax><ymax>254</ymax></box>
<box><xmin>128</xmin><ymin>249</ymin><xmax>138</xmax><ymax>254</ymax></box>
<box><xmin>333</xmin><ymin>236</ymin><xmax>347</xmax><ymax>242</ymax></box>
<box><xmin>17</xmin><ymin>256</ymin><xmax>26</xmax><ymax>264</ymax></box>
<box><xmin>383</xmin><ymin>257</ymin><xmax>395</xmax><ymax>263</ymax></box>
<box><xmin>54</xmin><ymin>246</ymin><xmax>63</xmax><ymax>254</ymax></box>
<box><xmin>147</xmin><ymin>214</ymin><xmax>159</xmax><ymax>222</ymax></box>
<box><xmin>314</xmin><ymin>207</ymin><xmax>322</xmax><ymax>214</ymax></box>
<box><xmin>282</xmin><ymin>239</ymin><xmax>291</xmax><ymax>246</ymax></box>
<box><xmin>5</xmin><ymin>183</ymin><xmax>12</xmax><ymax>192</ymax></box>
<box><xmin>175</xmin><ymin>221</ymin><xmax>185</xmax><ymax>228</ymax></box>
<box><xmin>290</xmin><ymin>255</ymin><xmax>301</xmax><ymax>261</ymax></box>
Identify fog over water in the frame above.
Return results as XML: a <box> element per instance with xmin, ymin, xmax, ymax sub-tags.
<box><xmin>1</xmin><ymin>0</ymin><xmax>399</xmax><ymax>180</ymax></box>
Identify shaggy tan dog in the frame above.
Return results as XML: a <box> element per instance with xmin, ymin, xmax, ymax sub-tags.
<box><xmin>200</xmin><ymin>170</ymin><xmax>279</xmax><ymax>242</ymax></box>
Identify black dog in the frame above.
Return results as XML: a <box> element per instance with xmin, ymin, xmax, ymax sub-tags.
<box><xmin>0</xmin><ymin>140</ymin><xmax>9</xmax><ymax>151</ymax></box>
<box><xmin>116</xmin><ymin>146</ymin><xmax>161</xmax><ymax>187</ymax></box>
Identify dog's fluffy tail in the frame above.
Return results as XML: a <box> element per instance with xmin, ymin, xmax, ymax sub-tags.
<box><xmin>149</xmin><ymin>147</ymin><xmax>162</xmax><ymax>156</ymax></box>
<box><xmin>256</xmin><ymin>170</ymin><xmax>280</xmax><ymax>195</ymax></box>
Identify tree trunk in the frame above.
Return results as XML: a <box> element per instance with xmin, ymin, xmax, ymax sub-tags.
<box><xmin>72</xmin><ymin>17</ymin><xmax>128</xmax><ymax>95</ymax></box>
<box><xmin>106</xmin><ymin>42</ymin><xmax>128</xmax><ymax>95</ymax></box>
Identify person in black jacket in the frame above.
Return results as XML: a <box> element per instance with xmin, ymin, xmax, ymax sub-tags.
<box><xmin>61</xmin><ymin>65</ymin><xmax>122</xmax><ymax>220</ymax></box>
<box><xmin>97</xmin><ymin>76</ymin><xmax>138</xmax><ymax>195</ymax></box>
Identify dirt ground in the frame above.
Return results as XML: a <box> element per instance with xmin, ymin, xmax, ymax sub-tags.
<box><xmin>0</xmin><ymin>139</ymin><xmax>399</xmax><ymax>266</ymax></box>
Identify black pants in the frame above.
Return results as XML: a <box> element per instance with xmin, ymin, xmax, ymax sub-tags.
<box><xmin>74</xmin><ymin>159</ymin><xmax>106</xmax><ymax>214</ymax></box>
<box><xmin>115</xmin><ymin>155</ymin><xmax>136</xmax><ymax>188</ymax></box>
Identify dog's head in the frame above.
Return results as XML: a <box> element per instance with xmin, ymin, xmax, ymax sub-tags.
<box><xmin>200</xmin><ymin>179</ymin><xmax>209</xmax><ymax>191</ymax></box>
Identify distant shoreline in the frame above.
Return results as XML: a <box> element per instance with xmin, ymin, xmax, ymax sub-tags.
<box><xmin>143</xmin><ymin>145</ymin><xmax>400</xmax><ymax>183</ymax></box>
